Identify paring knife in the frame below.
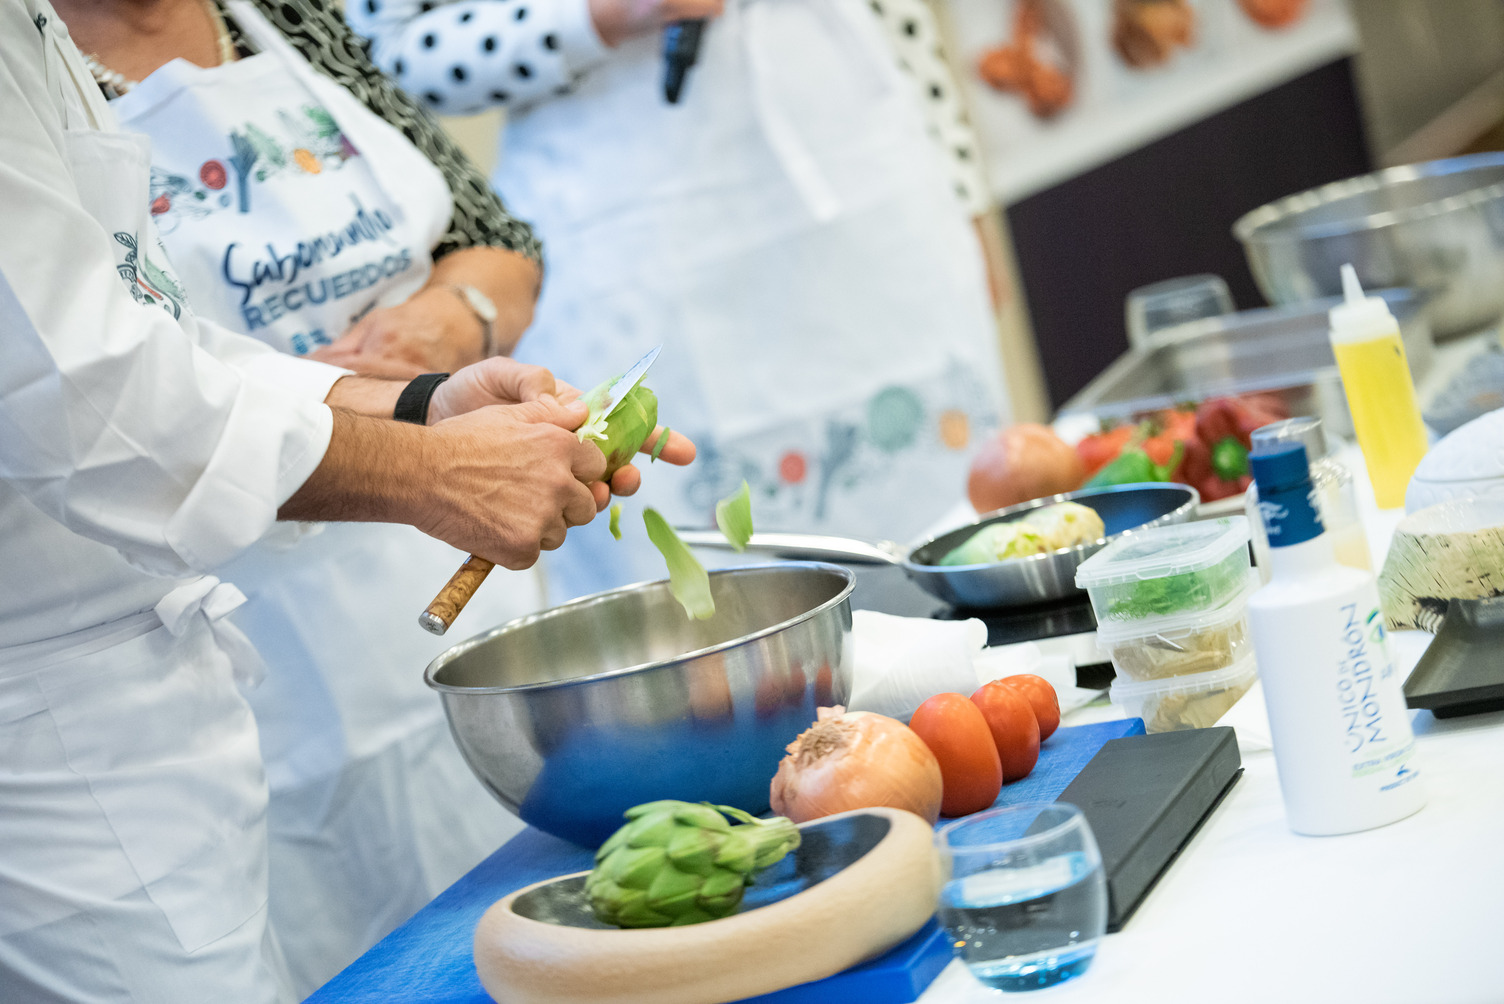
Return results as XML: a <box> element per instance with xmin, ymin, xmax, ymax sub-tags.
<box><xmin>419</xmin><ymin>346</ymin><xmax>664</xmax><ymax>636</ymax></box>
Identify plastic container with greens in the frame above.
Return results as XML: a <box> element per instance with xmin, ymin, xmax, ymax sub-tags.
<box><xmin>1074</xmin><ymin>517</ymin><xmax>1252</xmax><ymax>627</ymax></box>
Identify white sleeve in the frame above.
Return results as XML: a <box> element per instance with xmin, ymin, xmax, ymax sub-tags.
<box><xmin>0</xmin><ymin>13</ymin><xmax>336</xmax><ymax>577</ymax></box>
<box><xmin>347</xmin><ymin>0</ymin><xmax>609</xmax><ymax>116</ymax></box>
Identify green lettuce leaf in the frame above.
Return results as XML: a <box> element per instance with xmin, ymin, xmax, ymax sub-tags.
<box><xmin>609</xmin><ymin>503</ymin><xmax>623</xmax><ymax>541</ymax></box>
<box><xmin>643</xmin><ymin>508</ymin><xmax>715</xmax><ymax>621</ymax></box>
<box><xmin>714</xmin><ymin>480</ymin><xmax>753</xmax><ymax>553</ymax></box>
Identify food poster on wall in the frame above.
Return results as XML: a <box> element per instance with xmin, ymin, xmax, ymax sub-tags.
<box><xmin>940</xmin><ymin>0</ymin><xmax>1359</xmax><ymax>204</ymax></box>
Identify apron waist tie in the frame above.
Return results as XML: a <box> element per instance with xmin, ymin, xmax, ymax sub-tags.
<box><xmin>155</xmin><ymin>577</ymin><xmax>267</xmax><ymax>688</ymax></box>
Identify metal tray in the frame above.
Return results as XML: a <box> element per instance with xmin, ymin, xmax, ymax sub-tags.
<box><xmin>1058</xmin><ymin>290</ymin><xmax>1433</xmax><ymax>439</ymax></box>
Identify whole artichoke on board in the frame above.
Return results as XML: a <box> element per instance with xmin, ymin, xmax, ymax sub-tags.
<box><xmin>586</xmin><ymin>801</ymin><xmax>801</xmax><ymax>928</ymax></box>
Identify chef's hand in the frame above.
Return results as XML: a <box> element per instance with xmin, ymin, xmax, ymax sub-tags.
<box><xmin>312</xmin><ymin>286</ymin><xmax>488</xmax><ymax>379</ymax></box>
<box><xmin>428</xmin><ymin>356</ymin><xmax>561</xmax><ymax>420</ymax></box>
<box><xmin>422</xmin><ymin>398</ymin><xmax>606</xmax><ymax>568</ymax></box>
<box><xmin>431</xmin><ymin>357</ymin><xmax>699</xmax><ymax>506</ymax></box>
<box><xmin>589</xmin><ymin>0</ymin><xmax>724</xmax><ymax>47</ymax></box>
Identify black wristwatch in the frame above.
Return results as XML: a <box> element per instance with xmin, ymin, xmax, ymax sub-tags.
<box><xmin>393</xmin><ymin>372</ymin><xmax>450</xmax><ymax>424</ymax></box>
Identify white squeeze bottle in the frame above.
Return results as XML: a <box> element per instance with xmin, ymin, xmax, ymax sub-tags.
<box><xmin>1247</xmin><ymin>442</ymin><xmax>1424</xmax><ymax>836</ymax></box>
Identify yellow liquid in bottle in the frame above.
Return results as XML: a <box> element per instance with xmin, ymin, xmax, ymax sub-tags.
<box><xmin>1331</xmin><ymin>332</ymin><xmax>1428</xmax><ymax>509</ymax></box>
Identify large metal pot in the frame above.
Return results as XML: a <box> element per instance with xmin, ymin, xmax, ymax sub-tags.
<box><xmin>1234</xmin><ymin>152</ymin><xmax>1504</xmax><ymax>339</ymax></box>
<box><xmin>426</xmin><ymin>563</ymin><xmax>854</xmax><ymax>847</ymax></box>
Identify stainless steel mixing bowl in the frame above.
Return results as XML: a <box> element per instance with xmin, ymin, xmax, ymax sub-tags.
<box><xmin>1234</xmin><ymin>152</ymin><xmax>1504</xmax><ymax>338</ymax></box>
<box><xmin>425</xmin><ymin>563</ymin><xmax>854</xmax><ymax>847</ymax></box>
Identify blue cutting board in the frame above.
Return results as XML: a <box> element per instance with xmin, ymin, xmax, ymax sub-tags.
<box><xmin>309</xmin><ymin>717</ymin><xmax>1145</xmax><ymax>1004</ymax></box>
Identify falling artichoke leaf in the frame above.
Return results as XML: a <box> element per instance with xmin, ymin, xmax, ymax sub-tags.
<box><xmin>643</xmin><ymin>507</ymin><xmax>715</xmax><ymax>620</ymax></box>
<box><xmin>650</xmin><ymin>426</ymin><xmax>671</xmax><ymax>462</ymax></box>
<box><xmin>609</xmin><ymin>503</ymin><xmax>623</xmax><ymax>541</ymax></box>
<box><xmin>715</xmin><ymin>480</ymin><xmax>753</xmax><ymax>553</ymax></box>
<box><xmin>586</xmin><ymin>800</ymin><xmax>800</xmax><ymax>928</ymax></box>
<box><xmin>576</xmin><ymin>374</ymin><xmax>659</xmax><ymax>479</ymax></box>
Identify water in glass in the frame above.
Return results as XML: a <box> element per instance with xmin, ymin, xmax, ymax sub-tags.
<box><xmin>936</xmin><ymin>804</ymin><xmax>1107</xmax><ymax>992</ymax></box>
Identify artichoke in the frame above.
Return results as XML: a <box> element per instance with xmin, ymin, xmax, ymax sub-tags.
<box><xmin>585</xmin><ymin>801</ymin><xmax>801</xmax><ymax>928</ymax></box>
<box><xmin>577</xmin><ymin>376</ymin><xmax>659</xmax><ymax>479</ymax></box>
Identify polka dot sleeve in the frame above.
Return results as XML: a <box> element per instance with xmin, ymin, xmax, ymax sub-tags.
<box><xmin>869</xmin><ymin>0</ymin><xmax>993</xmax><ymax>216</ymax></box>
<box><xmin>347</xmin><ymin>0</ymin><xmax>609</xmax><ymax>116</ymax></box>
<box><xmin>241</xmin><ymin>0</ymin><xmax>541</xmax><ymax>263</ymax></box>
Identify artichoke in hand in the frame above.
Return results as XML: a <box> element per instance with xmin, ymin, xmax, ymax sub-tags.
<box><xmin>576</xmin><ymin>375</ymin><xmax>659</xmax><ymax>479</ymax></box>
<box><xmin>586</xmin><ymin>800</ymin><xmax>801</xmax><ymax>928</ymax></box>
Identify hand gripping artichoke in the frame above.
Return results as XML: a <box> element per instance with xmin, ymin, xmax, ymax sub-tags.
<box><xmin>576</xmin><ymin>374</ymin><xmax>659</xmax><ymax>478</ymax></box>
<box><xmin>586</xmin><ymin>801</ymin><xmax>800</xmax><ymax>928</ymax></box>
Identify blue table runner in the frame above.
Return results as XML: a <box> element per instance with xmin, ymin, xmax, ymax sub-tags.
<box><xmin>310</xmin><ymin>717</ymin><xmax>1145</xmax><ymax>1004</ymax></box>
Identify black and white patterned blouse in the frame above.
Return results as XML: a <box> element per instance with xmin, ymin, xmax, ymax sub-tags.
<box><xmin>347</xmin><ymin>0</ymin><xmax>603</xmax><ymax>116</ymax></box>
<box><xmin>870</xmin><ymin>0</ymin><xmax>991</xmax><ymax>216</ymax></box>
<box><xmin>219</xmin><ymin>0</ymin><xmax>542</xmax><ymax>264</ymax></box>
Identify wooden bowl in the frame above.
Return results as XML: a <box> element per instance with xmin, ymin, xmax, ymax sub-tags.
<box><xmin>473</xmin><ymin>807</ymin><xmax>943</xmax><ymax>1004</ymax></box>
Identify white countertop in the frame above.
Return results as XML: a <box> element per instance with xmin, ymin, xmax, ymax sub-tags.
<box><xmin>920</xmin><ymin>441</ymin><xmax>1504</xmax><ymax>1004</ymax></box>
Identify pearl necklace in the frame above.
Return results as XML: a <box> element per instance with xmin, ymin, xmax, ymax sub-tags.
<box><xmin>83</xmin><ymin>0</ymin><xmax>236</xmax><ymax>98</ymax></box>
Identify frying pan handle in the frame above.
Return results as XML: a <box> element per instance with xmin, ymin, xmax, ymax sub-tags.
<box><xmin>672</xmin><ymin>528</ymin><xmax>904</xmax><ymax>565</ymax></box>
<box><xmin>420</xmin><ymin>555</ymin><xmax>495</xmax><ymax>635</ymax></box>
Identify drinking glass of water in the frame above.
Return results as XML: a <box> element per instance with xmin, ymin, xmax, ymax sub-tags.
<box><xmin>935</xmin><ymin>803</ymin><xmax>1107</xmax><ymax>992</ymax></box>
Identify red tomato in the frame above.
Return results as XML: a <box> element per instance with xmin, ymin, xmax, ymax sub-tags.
<box><xmin>969</xmin><ymin>682</ymin><xmax>1041</xmax><ymax>782</ymax></box>
<box><xmin>997</xmin><ymin>674</ymin><xmax>1060</xmax><ymax>742</ymax></box>
<box><xmin>1076</xmin><ymin>425</ymin><xmax>1135</xmax><ymax>477</ymax></box>
<box><xmin>909</xmin><ymin>694</ymin><xmax>1002</xmax><ymax>817</ymax></box>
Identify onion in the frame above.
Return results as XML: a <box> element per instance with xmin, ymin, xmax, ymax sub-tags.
<box><xmin>770</xmin><ymin>707</ymin><xmax>944</xmax><ymax>825</ymax></box>
<box><xmin>967</xmin><ymin>424</ymin><xmax>1085</xmax><ymax>514</ymax></box>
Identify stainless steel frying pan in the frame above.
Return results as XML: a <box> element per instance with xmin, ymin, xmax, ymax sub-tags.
<box><xmin>678</xmin><ymin>483</ymin><xmax>1200</xmax><ymax>609</ymax></box>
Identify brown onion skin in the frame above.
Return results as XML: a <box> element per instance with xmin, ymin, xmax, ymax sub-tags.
<box><xmin>770</xmin><ymin>709</ymin><xmax>943</xmax><ymax>825</ymax></box>
<box><xmin>967</xmin><ymin>424</ymin><xmax>1086</xmax><ymax>514</ymax></box>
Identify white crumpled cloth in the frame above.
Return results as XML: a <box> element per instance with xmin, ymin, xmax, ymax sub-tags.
<box><xmin>845</xmin><ymin>610</ymin><xmax>1099</xmax><ymax>721</ymax></box>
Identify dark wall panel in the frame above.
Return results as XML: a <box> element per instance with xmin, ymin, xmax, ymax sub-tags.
<box><xmin>1007</xmin><ymin>58</ymin><xmax>1372</xmax><ymax>409</ymax></box>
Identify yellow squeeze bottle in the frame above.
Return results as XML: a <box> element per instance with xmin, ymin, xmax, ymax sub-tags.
<box><xmin>1328</xmin><ymin>265</ymin><xmax>1428</xmax><ymax>509</ymax></box>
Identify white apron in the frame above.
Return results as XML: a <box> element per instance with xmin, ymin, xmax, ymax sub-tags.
<box><xmin>108</xmin><ymin>6</ymin><xmax>533</xmax><ymax>994</ymax></box>
<box><xmin>499</xmin><ymin>0</ymin><xmax>1009</xmax><ymax>601</ymax></box>
<box><xmin>110</xmin><ymin>1</ymin><xmax>451</xmax><ymax>354</ymax></box>
<box><xmin>0</xmin><ymin>27</ymin><xmax>290</xmax><ymax>1001</ymax></box>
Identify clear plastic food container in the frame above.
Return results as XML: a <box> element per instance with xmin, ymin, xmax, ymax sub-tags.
<box><xmin>1096</xmin><ymin>587</ymin><xmax>1253</xmax><ymax>682</ymax></box>
<box><xmin>1109</xmin><ymin>656</ymin><xmax>1258</xmax><ymax>734</ymax></box>
<box><xmin>1074</xmin><ymin>517</ymin><xmax>1252</xmax><ymax>627</ymax></box>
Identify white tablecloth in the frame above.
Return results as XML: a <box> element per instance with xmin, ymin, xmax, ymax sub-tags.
<box><xmin>921</xmin><ymin>445</ymin><xmax>1504</xmax><ymax>1004</ymax></box>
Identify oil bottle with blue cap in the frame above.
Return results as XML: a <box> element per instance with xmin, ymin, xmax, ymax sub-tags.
<box><xmin>1247</xmin><ymin>441</ymin><xmax>1425</xmax><ymax>836</ymax></box>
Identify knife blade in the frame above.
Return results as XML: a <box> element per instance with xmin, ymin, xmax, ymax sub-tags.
<box><xmin>598</xmin><ymin>345</ymin><xmax>662</xmax><ymax>417</ymax></box>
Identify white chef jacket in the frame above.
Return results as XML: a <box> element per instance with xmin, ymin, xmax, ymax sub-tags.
<box><xmin>0</xmin><ymin>2</ymin><xmax>348</xmax><ymax>999</ymax></box>
<box><xmin>0</xmin><ymin>2</ymin><xmax>344</xmax><ymax>645</ymax></box>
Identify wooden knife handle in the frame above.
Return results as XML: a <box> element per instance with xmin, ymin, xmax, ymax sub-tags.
<box><xmin>420</xmin><ymin>555</ymin><xmax>495</xmax><ymax>635</ymax></box>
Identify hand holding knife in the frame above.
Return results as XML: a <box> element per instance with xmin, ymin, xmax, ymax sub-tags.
<box><xmin>419</xmin><ymin>347</ymin><xmax>664</xmax><ymax>635</ymax></box>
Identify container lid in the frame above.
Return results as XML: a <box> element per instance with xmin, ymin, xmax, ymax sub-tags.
<box><xmin>1251</xmin><ymin>416</ymin><xmax>1328</xmax><ymax>462</ymax></box>
<box><xmin>1094</xmin><ymin>578</ymin><xmax>1254</xmax><ymax>645</ymax></box>
<box><xmin>1109</xmin><ymin>653</ymin><xmax>1258</xmax><ymax>701</ymax></box>
<box><xmin>1074</xmin><ymin>516</ymin><xmax>1251</xmax><ymax>589</ymax></box>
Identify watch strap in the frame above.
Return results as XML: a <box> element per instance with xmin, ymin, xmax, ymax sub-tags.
<box><xmin>393</xmin><ymin>372</ymin><xmax>450</xmax><ymax>425</ymax></box>
<box><xmin>443</xmin><ymin>283</ymin><xmax>497</xmax><ymax>358</ymax></box>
